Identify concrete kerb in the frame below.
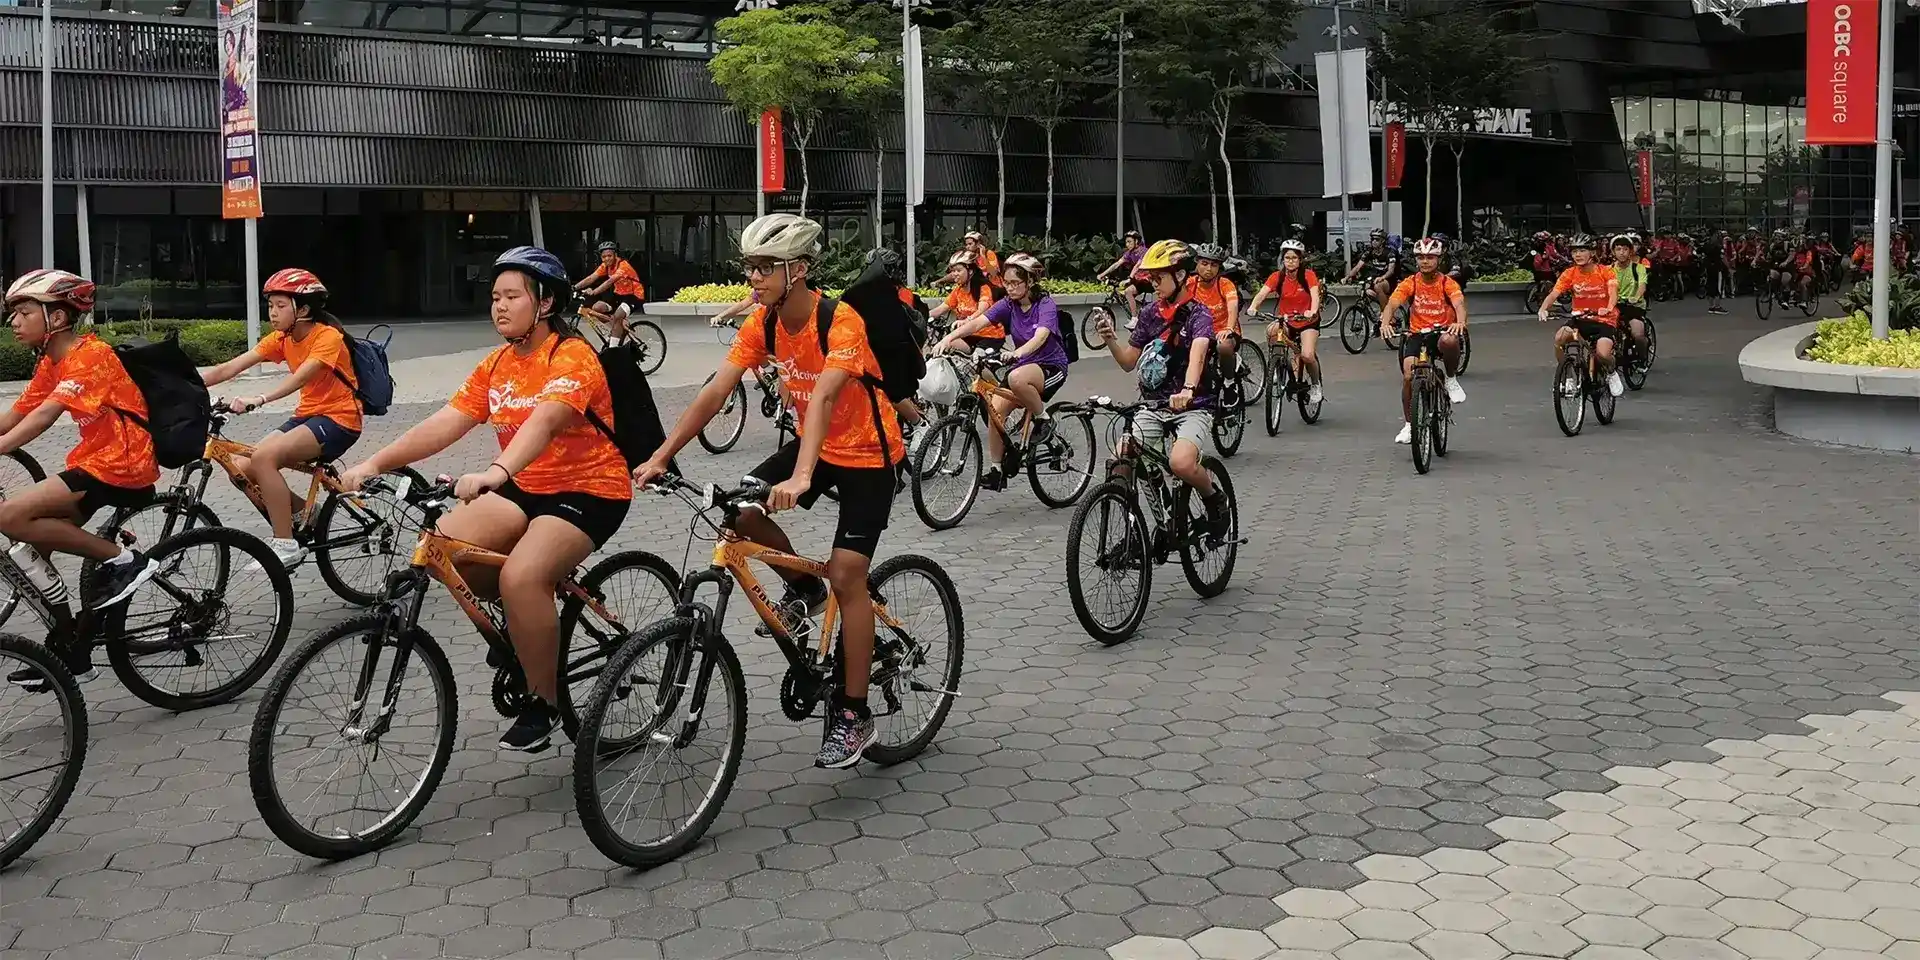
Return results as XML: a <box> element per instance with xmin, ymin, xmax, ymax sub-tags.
<box><xmin>1738</xmin><ymin>318</ymin><xmax>1920</xmax><ymax>453</ymax></box>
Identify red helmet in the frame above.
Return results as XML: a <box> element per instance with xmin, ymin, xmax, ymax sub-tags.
<box><xmin>263</xmin><ymin>268</ymin><xmax>327</xmax><ymax>298</ymax></box>
<box><xmin>6</xmin><ymin>269</ymin><xmax>96</xmax><ymax>314</ymax></box>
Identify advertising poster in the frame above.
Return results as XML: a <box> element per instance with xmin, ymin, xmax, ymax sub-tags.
<box><xmin>220</xmin><ymin>0</ymin><xmax>262</xmax><ymax>219</ymax></box>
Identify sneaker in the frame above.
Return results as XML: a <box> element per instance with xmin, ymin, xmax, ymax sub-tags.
<box><xmin>7</xmin><ymin>639</ymin><xmax>96</xmax><ymax>691</ymax></box>
<box><xmin>248</xmin><ymin>537</ymin><xmax>308</xmax><ymax>573</ymax></box>
<box><xmin>85</xmin><ymin>551</ymin><xmax>158</xmax><ymax>610</ymax></box>
<box><xmin>1201</xmin><ymin>491</ymin><xmax>1232</xmax><ymax>542</ymax></box>
<box><xmin>1444</xmin><ymin>377</ymin><xmax>1466</xmax><ymax>404</ymax></box>
<box><xmin>816</xmin><ymin>706</ymin><xmax>876</xmax><ymax>769</ymax></box>
<box><xmin>1393</xmin><ymin>422</ymin><xmax>1413</xmax><ymax>444</ymax></box>
<box><xmin>1606</xmin><ymin>370</ymin><xmax>1625</xmax><ymax>397</ymax></box>
<box><xmin>1027</xmin><ymin>417</ymin><xmax>1055</xmax><ymax>450</ymax></box>
<box><xmin>1125</xmin><ymin>318</ymin><xmax>1138</xmax><ymax>331</ymax></box>
<box><xmin>756</xmin><ymin>577</ymin><xmax>828</xmax><ymax>638</ymax></box>
<box><xmin>1708</xmin><ymin>305</ymin><xmax>1728</xmax><ymax>315</ymax></box>
<box><xmin>1307</xmin><ymin>382</ymin><xmax>1324</xmax><ymax>405</ymax></box>
<box><xmin>980</xmin><ymin>468</ymin><xmax>1006</xmax><ymax>492</ymax></box>
<box><xmin>499</xmin><ymin>699</ymin><xmax>557</xmax><ymax>752</ymax></box>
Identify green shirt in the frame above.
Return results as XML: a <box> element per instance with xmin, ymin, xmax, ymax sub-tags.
<box><xmin>1615</xmin><ymin>261</ymin><xmax>1647</xmax><ymax>306</ymax></box>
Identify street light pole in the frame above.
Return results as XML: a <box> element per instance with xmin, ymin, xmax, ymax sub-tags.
<box><xmin>1330</xmin><ymin>2</ymin><xmax>1354</xmax><ymax>274</ymax></box>
<box><xmin>1870</xmin><ymin>0</ymin><xmax>1895</xmax><ymax>339</ymax></box>
<box><xmin>40</xmin><ymin>0</ymin><xmax>54</xmax><ymax>265</ymax></box>
<box><xmin>1115</xmin><ymin>15</ymin><xmax>1125</xmax><ymax>237</ymax></box>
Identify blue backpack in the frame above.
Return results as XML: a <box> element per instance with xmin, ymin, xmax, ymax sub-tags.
<box><xmin>335</xmin><ymin>324</ymin><xmax>395</xmax><ymax>416</ymax></box>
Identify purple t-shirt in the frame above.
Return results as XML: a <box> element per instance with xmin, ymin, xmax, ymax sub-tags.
<box><xmin>984</xmin><ymin>296</ymin><xmax>1071</xmax><ymax>371</ymax></box>
<box><xmin>1129</xmin><ymin>298</ymin><xmax>1216</xmax><ymax>405</ymax></box>
<box><xmin>1120</xmin><ymin>246</ymin><xmax>1144</xmax><ymax>272</ymax></box>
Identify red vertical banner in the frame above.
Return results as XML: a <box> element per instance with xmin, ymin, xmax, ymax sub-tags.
<box><xmin>1384</xmin><ymin>122</ymin><xmax>1406</xmax><ymax>190</ymax></box>
<box><xmin>760</xmin><ymin>108</ymin><xmax>785</xmax><ymax>194</ymax></box>
<box><xmin>1635</xmin><ymin>150</ymin><xmax>1652</xmax><ymax>206</ymax></box>
<box><xmin>1804</xmin><ymin>0</ymin><xmax>1879</xmax><ymax>145</ymax></box>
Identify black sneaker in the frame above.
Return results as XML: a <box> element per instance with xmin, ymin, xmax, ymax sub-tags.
<box><xmin>816</xmin><ymin>706</ymin><xmax>876</xmax><ymax>769</ymax></box>
<box><xmin>756</xmin><ymin>577</ymin><xmax>828</xmax><ymax>638</ymax></box>
<box><xmin>7</xmin><ymin>639</ymin><xmax>95</xmax><ymax>691</ymax></box>
<box><xmin>1028</xmin><ymin>417</ymin><xmax>1056</xmax><ymax>451</ymax></box>
<box><xmin>980</xmin><ymin>468</ymin><xmax>1006</xmax><ymax>492</ymax></box>
<box><xmin>1202</xmin><ymin>491</ymin><xmax>1232</xmax><ymax>542</ymax></box>
<box><xmin>85</xmin><ymin>550</ymin><xmax>158</xmax><ymax>611</ymax></box>
<box><xmin>499</xmin><ymin>699</ymin><xmax>557</xmax><ymax>753</ymax></box>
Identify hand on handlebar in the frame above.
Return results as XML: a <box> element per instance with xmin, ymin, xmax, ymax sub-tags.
<box><xmin>224</xmin><ymin>396</ymin><xmax>264</xmax><ymax>414</ymax></box>
<box><xmin>631</xmin><ymin>458</ymin><xmax>673</xmax><ymax>491</ymax></box>
<box><xmin>454</xmin><ymin>466</ymin><xmax>508</xmax><ymax>503</ymax></box>
<box><xmin>337</xmin><ymin>461</ymin><xmax>381</xmax><ymax>493</ymax></box>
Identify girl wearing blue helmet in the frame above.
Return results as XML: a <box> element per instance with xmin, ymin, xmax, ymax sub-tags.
<box><xmin>340</xmin><ymin>245</ymin><xmax>632</xmax><ymax>752</ymax></box>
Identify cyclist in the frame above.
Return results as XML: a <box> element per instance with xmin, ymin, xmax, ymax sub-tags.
<box><xmin>1813</xmin><ymin>232</ymin><xmax>1839</xmax><ymax>293</ymax></box>
<box><xmin>961</xmin><ymin>230</ymin><xmax>1001</xmax><ymax>287</ymax></box>
<box><xmin>575</xmin><ymin>241</ymin><xmax>644</xmax><ymax>342</ymax></box>
<box><xmin>635</xmin><ymin>213</ymin><xmax>903</xmax><ymax>770</ymax></box>
<box><xmin>1381</xmin><ymin>238</ymin><xmax>1468</xmax><ymax>445</ymax></box>
<box><xmin>1536</xmin><ymin>234</ymin><xmax>1623</xmax><ymax>398</ymax></box>
<box><xmin>1243</xmin><ymin>239</ymin><xmax>1324</xmax><ymax>405</ymax></box>
<box><xmin>1765</xmin><ymin>229</ymin><xmax>1800</xmax><ymax>304</ymax></box>
<box><xmin>0</xmin><ymin>269</ymin><xmax>160</xmax><ymax>637</ymax></box>
<box><xmin>927</xmin><ymin>251</ymin><xmax>1003</xmax><ymax>354</ymax></box>
<box><xmin>1185</xmin><ymin>243</ymin><xmax>1242</xmax><ymax>384</ymax></box>
<box><xmin>966</xmin><ymin>254</ymin><xmax>1070</xmax><ymax>492</ymax></box>
<box><xmin>1344</xmin><ymin>229</ymin><xmax>1401</xmax><ymax>309</ymax></box>
<box><xmin>1528</xmin><ymin>230</ymin><xmax>1565</xmax><ymax>286</ymax></box>
<box><xmin>1784</xmin><ymin>233</ymin><xmax>1819</xmax><ymax>306</ymax></box>
<box><xmin>1610</xmin><ymin>235</ymin><xmax>1653</xmax><ymax>358</ymax></box>
<box><xmin>199</xmin><ymin>268</ymin><xmax>360</xmax><ymax>568</ymax></box>
<box><xmin>1095</xmin><ymin>230</ymin><xmax>1146</xmax><ymax>285</ymax></box>
<box><xmin>1090</xmin><ymin>239</ymin><xmax>1230</xmax><ymax>536</ymax></box>
<box><xmin>338</xmin><ymin>246</ymin><xmax>631</xmax><ymax>753</ymax></box>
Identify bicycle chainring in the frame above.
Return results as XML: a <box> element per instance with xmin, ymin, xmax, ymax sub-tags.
<box><xmin>492</xmin><ymin>667</ymin><xmax>532</xmax><ymax>718</ymax></box>
<box><xmin>779</xmin><ymin>665</ymin><xmax>825</xmax><ymax>721</ymax></box>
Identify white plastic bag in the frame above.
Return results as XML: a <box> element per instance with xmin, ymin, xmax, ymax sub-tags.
<box><xmin>920</xmin><ymin>356</ymin><xmax>963</xmax><ymax>406</ymax></box>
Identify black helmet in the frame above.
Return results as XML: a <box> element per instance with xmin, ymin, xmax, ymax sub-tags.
<box><xmin>867</xmin><ymin>247</ymin><xmax>905</xmax><ymax>282</ymax></box>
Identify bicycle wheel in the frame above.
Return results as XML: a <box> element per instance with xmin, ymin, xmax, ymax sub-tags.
<box><xmin>1295</xmin><ymin>365</ymin><xmax>1324</xmax><ymax>425</ymax></box>
<box><xmin>696</xmin><ymin>373</ymin><xmax>749</xmax><ymax>454</ymax></box>
<box><xmin>106</xmin><ymin>526</ymin><xmax>292</xmax><ymax>710</ymax></box>
<box><xmin>1210</xmin><ymin>401</ymin><xmax>1244</xmax><ymax>458</ymax></box>
<box><xmin>630</xmin><ymin>320</ymin><xmax>668</xmax><ymax>375</ymax></box>
<box><xmin>1524</xmin><ymin>281</ymin><xmax>1546</xmax><ymax>315</ymax></box>
<box><xmin>1082</xmin><ymin>305</ymin><xmax>1112</xmax><ymax>350</ymax></box>
<box><xmin>249</xmin><ymin>616</ymin><xmax>455</xmax><ymax>860</ymax></box>
<box><xmin>1027</xmin><ymin>407</ymin><xmax>1095</xmax><ymax>508</ymax></box>
<box><xmin>1318</xmin><ymin>292</ymin><xmax>1341</xmax><ymax>330</ymax></box>
<box><xmin>0</xmin><ymin>450</ymin><xmax>45</xmax><ymax>497</ymax></box>
<box><xmin>1755</xmin><ymin>287</ymin><xmax>1773</xmax><ymax>319</ymax></box>
<box><xmin>1233</xmin><ymin>344</ymin><xmax>1266</xmax><ymax>417</ymax></box>
<box><xmin>1411</xmin><ymin>384</ymin><xmax>1434</xmax><ymax>474</ymax></box>
<box><xmin>1433</xmin><ymin>390</ymin><xmax>1451</xmax><ymax>457</ymax></box>
<box><xmin>1263</xmin><ymin>355</ymin><xmax>1289</xmax><ymax>437</ymax></box>
<box><xmin>910</xmin><ymin>415</ymin><xmax>982</xmax><ymax>531</ymax></box>
<box><xmin>556</xmin><ymin>551</ymin><xmax>682</xmax><ymax>741</ymax></box>
<box><xmin>83</xmin><ymin>499</ymin><xmax>220</xmax><ymax>609</ymax></box>
<box><xmin>1064</xmin><ymin>481</ymin><xmax>1152</xmax><ymax>646</ymax></box>
<box><xmin>1798</xmin><ymin>294</ymin><xmax>1818</xmax><ymax>317</ymax></box>
<box><xmin>1594</xmin><ymin>374</ymin><xmax>1618</xmax><ymax>425</ymax></box>
<box><xmin>714</xmin><ymin>321</ymin><xmax>738</xmax><ymax>346</ymax></box>
<box><xmin>0</xmin><ymin>633</ymin><xmax>86</xmax><ymax>870</ymax></box>
<box><xmin>1176</xmin><ymin>457</ymin><xmax>1237</xmax><ymax>598</ymax></box>
<box><xmin>573</xmin><ymin>618</ymin><xmax>745</xmax><ymax>870</ymax></box>
<box><xmin>312</xmin><ymin>467</ymin><xmax>430</xmax><ymax>607</ymax></box>
<box><xmin>863</xmin><ymin>554</ymin><xmax>965</xmax><ymax>765</ymax></box>
<box><xmin>1455</xmin><ymin>327</ymin><xmax>1472</xmax><ymax>375</ymax></box>
<box><xmin>1383</xmin><ymin>307</ymin><xmax>1409</xmax><ymax>351</ymax></box>
<box><xmin>1554</xmin><ymin>357</ymin><xmax>1586</xmax><ymax>437</ymax></box>
<box><xmin>1340</xmin><ymin>304</ymin><xmax>1371</xmax><ymax>354</ymax></box>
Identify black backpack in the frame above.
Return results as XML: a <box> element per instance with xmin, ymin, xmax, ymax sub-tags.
<box><xmin>1055</xmin><ymin>301</ymin><xmax>1081</xmax><ymax>365</ymax></box>
<box><xmin>492</xmin><ymin>338</ymin><xmax>676</xmax><ymax>475</ymax></box>
<box><xmin>765</xmin><ymin>263</ymin><xmax>927</xmax><ymax>405</ymax></box>
<box><xmin>112</xmin><ymin>335</ymin><xmax>212</xmax><ymax>469</ymax></box>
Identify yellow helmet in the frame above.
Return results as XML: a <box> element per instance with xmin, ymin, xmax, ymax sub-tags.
<box><xmin>1137</xmin><ymin>239</ymin><xmax>1192</xmax><ymax>272</ymax></box>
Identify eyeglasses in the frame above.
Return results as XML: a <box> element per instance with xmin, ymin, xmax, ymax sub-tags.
<box><xmin>742</xmin><ymin>260</ymin><xmax>792</xmax><ymax>279</ymax></box>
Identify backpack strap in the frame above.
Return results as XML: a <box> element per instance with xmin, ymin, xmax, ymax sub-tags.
<box><xmin>814</xmin><ymin>294</ymin><xmax>837</xmax><ymax>359</ymax></box>
<box><xmin>813</xmin><ymin>293</ymin><xmax>899</xmax><ymax>471</ymax></box>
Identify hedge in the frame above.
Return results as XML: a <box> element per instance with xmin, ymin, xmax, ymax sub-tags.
<box><xmin>0</xmin><ymin>319</ymin><xmax>251</xmax><ymax>381</ymax></box>
<box><xmin>1805</xmin><ymin>314</ymin><xmax>1920</xmax><ymax>369</ymax></box>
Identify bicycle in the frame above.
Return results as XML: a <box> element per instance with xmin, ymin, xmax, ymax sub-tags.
<box><xmin>1404</xmin><ymin>334</ymin><xmax>1454</xmax><ymax>475</ymax></box>
<box><xmin>1064</xmin><ymin>397</ymin><xmax>1240</xmax><ymax>646</ymax></box>
<box><xmin>571</xmin><ymin>475</ymin><xmax>963</xmax><ymax>869</ymax></box>
<box><xmin>1339</xmin><ymin>288</ymin><xmax>1379</xmax><ymax>354</ymax></box>
<box><xmin>0</xmin><ymin>633</ymin><xmax>86</xmax><ymax>869</ymax></box>
<box><xmin>910</xmin><ymin>347</ymin><xmax>1096</xmax><ymax>529</ymax></box>
<box><xmin>92</xmin><ymin>406</ymin><xmax>428</xmax><ymax>607</ymax></box>
<box><xmin>1548</xmin><ymin>309</ymin><xmax>1619</xmax><ymax>437</ymax></box>
<box><xmin>247</xmin><ymin>475</ymin><xmax>680</xmax><ymax>860</ymax></box>
<box><xmin>578</xmin><ymin>304</ymin><xmax>667</xmax><ymax>376</ymax></box>
<box><xmin>1209</xmin><ymin>331</ymin><xmax>1260</xmax><ymax>459</ymax></box>
<box><xmin>1250</xmin><ymin>313</ymin><xmax>1323</xmax><ymax>436</ymax></box>
<box><xmin>697</xmin><ymin>364</ymin><xmax>795</xmax><ymax>455</ymax></box>
<box><xmin>1621</xmin><ymin>312</ymin><xmax>1659</xmax><ymax>391</ymax></box>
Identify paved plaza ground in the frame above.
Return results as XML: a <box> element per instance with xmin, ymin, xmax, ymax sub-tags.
<box><xmin>0</xmin><ymin>300</ymin><xmax>1914</xmax><ymax>960</ymax></box>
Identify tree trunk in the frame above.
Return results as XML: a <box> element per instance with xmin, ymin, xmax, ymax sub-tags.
<box><xmin>875</xmin><ymin>144</ymin><xmax>884</xmax><ymax>249</ymax></box>
<box><xmin>1216</xmin><ymin>116</ymin><xmax>1238</xmax><ymax>253</ymax></box>
<box><xmin>1044</xmin><ymin>123</ymin><xmax>1056</xmax><ymax>241</ymax></box>
<box><xmin>1207</xmin><ymin>158</ymin><xmax>1219</xmax><ymax>245</ymax></box>
<box><xmin>1420</xmin><ymin>134</ymin><xmax>1436</xmax><ymax>237</ymax></box>
<box><xmin>1451</xmin><ymin>140</ymin><xmax>1466</xmax><ymax>238</ymax></box>
<box><xmin>794</xmin><ymin>118</ymin><xmax>814</xmax><ymax>219</ymax></box>
<box><xmin>994</xmin><ymin>123</ymin><xmax>1008</xmax><ymax>239</ymax></box>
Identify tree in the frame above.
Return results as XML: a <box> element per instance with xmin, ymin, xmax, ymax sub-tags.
<box><xmin>820</xmin><ymin>0</ymin><xmax>905</xmax><ymax>247</ymax></box>
<box><xmin>1371</xmin><ymin>0</ymin><xmax>1538</xmax><ymax>237</ymax></box>
<box><xmin>975</xmin><ymin>0</ymin><xmax>1102</xmax><ymax>240</ymax></box>
<box><xmin>1127</xmin><ymin>0</ymin><xmax>1298</xmax><ymax>253</ymax></box>
<box><xmin>709</xmin><ymin>6</ymin><xmax>892</xmax><ymax>217</ymax></box>
<box><xmin>929</xmin><ymin>10</ymin><xmax>1023</xmax><ymax>238</ymax></box>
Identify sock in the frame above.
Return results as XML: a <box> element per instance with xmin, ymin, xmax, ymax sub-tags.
<box><xmin>835</xmin><ymin>692</ymin><xmax>870</xmax><ymax>719</ymax></box>
<box><xmin>104</xmin><ymin>548</ymin><xmax>133</xmax><ymax>567</ymax></box>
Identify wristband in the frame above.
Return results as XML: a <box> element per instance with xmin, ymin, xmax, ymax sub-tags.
<box><xmin>489</xmin><ymin>461</ymin><xmax>513</xmax><ymax>480</ymax></box>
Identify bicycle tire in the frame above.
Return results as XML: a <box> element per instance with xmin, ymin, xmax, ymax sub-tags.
<box><xmin>573</xmin><ymin>617</ymin><xmax>745</xmax><ymax>870</ymax></box>
<box><xmin>696</xmin><ymin>374</ymin><xmax>749</xmax><ymax>455</ymax></box>
<box><xmin>84</xmin><ymin>499</ymin><xmax>221</xmax><ymax>599</ymax></box>
<box><xmin>312</xmin><ymin>467</ymin><xmax>429</xmax><ymax>607</ymax></box>
<box><xmin>1295</xmin><ymin>365</ymin><xmax>1324</xmax><ymax>425</ymax></box>
<box><xmin>557</xmin><ymin>551</ymin><xmax>682</xmax><ymax>741</ymax></box>
<box><xmin>250</xmin><ymin>616</ymin><xmax>455</xmax><ymax>860</ymax></box>
<box><xmin>1411</xmin><ymin>384</ymin><xmax>1434</xmax><ymax>474</ymax></box>
<box><xmin>1454</xmin><ymin>327</ymin><xmax>1472</xmax><ymax>375</ymax></box>
<box><xmin>862</xmin><ymin>554</ymin><xmax>965</xmax><ymax>765</ymax></box>
<box><xmin>1177</xmin><ymin>457</ymin><xmax>1237</xmax><ymax>599</ymax></box>
<box><xmin>107</xmin><ymin>526</ymin><xmax>294</xmax><ymax>711</ymax></box>
<box><xmin>1340</xmin><ymin>303</ymin><xmax>1371</xmax><ymax>354</ymax></box>
<box><xmin>1755</xmin><ymin>288</ymin><xmax>1772</xmax><ymax>320</ymax></box>
<box><xmin>0</xmin><ymin>449</ymin><xmax>46</xmax><ymax>495</ymax></box>
<box><xmin>1433</xmin><ymin>389</ymin><xmax>1451</xmax><ymax>457</ymax></box>
<box><xmin>631</xmin><ymin>320</ymin><xmax>668</xmax><ymax>375</ymax></box>
<box><xmin>910</xmin><ymin>414</ymin><xmax>982</xmax><ymax>531</ymax></box>
<box><xmin>0</xmin><ymin>633</ymin><xmax>86</xmax><ymax>870</ymax></box>
<box><xmin>1317</xmin><ymin>292</ymin><xmax>1341</xmax><ymax>330</ymax></box>
<box><xmin>1065</xmin><ymin>481</ymin><xmax>1152</xmax><ymax>646</ymax></box>
<box><xmin>1211</xmin><ymin>402</ymin><xmax>1244</xmax><ymax>459</ymax></box>
<box><xmin>1233</xmin><ymin>343</ymin><xmax>1266</xmax><ymax>417</ymax></box>
<box><xmin>1027</xmin><ymin>408</ymin><xmax>1095</xmax><ymax>509</ymax></box>
<box><xmin>1594</xmin><ymin>377</ymin><xmax>1618</xmax><ymax>425</ymax></box>
<box><xmin>1554</xmin><ymin>357</ymin><xmax>1586</xmax><ymax>437</ymax></box>
<box><xmin>1263</xmin><ymin>356</ymin><xmax>1288</xmax><ymax>437</ymax></box>
<box><xmin>1524</xmin><ymin>281</ymin><xmax>1546</xmax><ymax>315</ymax></box>
<box><xmin>1798</xmin><ymin>295</ymin><xmax>1818</xmax><ymax>317</ymax></box>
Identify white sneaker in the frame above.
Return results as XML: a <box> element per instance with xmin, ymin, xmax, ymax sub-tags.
<box><xmin>1444</xmin><ymin>377</ymin><xmax>1466</xmax><ymax>404</ymax></box>
<box><xmin>1308</xmin><ymin>383</ymin><xmax>1324</xmax><ymax>405</ymax></box>
<box><xmin>1393</xmin><ymin>422</ymin><xmax>1413</xmax><ymax>444</ymax></box>
<box><xmin>1606</xmin><ymin>371</ymin><xmax>1625</xmax><ymax>397</ymax></box>
<box><xmin>249</xmin><ymin>537</ymin><xmax>308</xmax><ymax>573</ymax></box>
<box><xmin>1125</xmin><ymin>318</ymin><xmax>1138</xmax><ymax>331</ymax></box>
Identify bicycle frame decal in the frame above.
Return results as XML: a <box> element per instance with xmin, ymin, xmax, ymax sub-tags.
<box><xmin>711</xmin><ymin>532</ymin><xmax>835</xmax><ymax>657</ymax></box>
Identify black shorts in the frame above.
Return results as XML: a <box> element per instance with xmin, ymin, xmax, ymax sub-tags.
<box><xmin>1617</xmin><ymin>303</ymin><xmax>1647</xmax><ymax>324</ymax></box>
<box><xmin>1399</xmin><ymin>329</ymin><xmax>1449</xmax><ymax>361</ymax></box>
<box><xmin>493</xmin><ymin>480</ymin><xmax>630</xmax><ymax>550</ymax></box>
<box><xmin>59</xmin><ymin>469</ymin><xmax>154</xmax><ymax>524</ymax></box>
<box><xmin>1567</xmin><ymin>319</ymin><xmax>1618</xmax><ymax>344</ymax></box>
<box><xmin>963</xmin><ymin>335</ymin><xmax>1006</xmax><ymax>351</ymax></box>
<box><xmin>1035</xmin><ymin>364</ymin><xmax>1068</xmax><ymax>401</ymax></box>
<box><xmin>748</xmin><ymin>439</ymin><xmax>894</xmax><ymax>558</ymax></box>
<box><xmin>280</xmin><ymin>415</ymin><xmax>360</xmax><ymax>463</ymax></box>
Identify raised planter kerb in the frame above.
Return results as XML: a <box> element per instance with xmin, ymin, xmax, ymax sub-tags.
<box><xmin>1738</xmin><ymin>320</ymin><xmax>1920</xmax><ymax>454</ymax></box>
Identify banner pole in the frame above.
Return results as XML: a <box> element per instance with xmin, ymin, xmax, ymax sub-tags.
<box><xmin>1869</xmin><ymin>0</ymin><xmax>1893</xmax><ymax>339</ymax></box>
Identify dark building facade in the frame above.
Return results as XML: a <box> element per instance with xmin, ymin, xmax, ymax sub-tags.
<box><xmin>0</xmin><ymin>0</ymin><xmax>1914</xmax><ymax>320</ymax></box>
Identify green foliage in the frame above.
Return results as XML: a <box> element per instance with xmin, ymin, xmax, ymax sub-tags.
<box><xmin>0</xmin><ymin>319</ymin><xmax>249</xmax><ymax>380</ymax></box>
<box><xmin>1837</xmin><ymin>277</ymin><xmax>1920</xmax><ymax>332</ymax></box>
<box><xmin>1807</xmin><ymin>313</ymin><xmax>1920</xmax><ymax>368</ymax></box>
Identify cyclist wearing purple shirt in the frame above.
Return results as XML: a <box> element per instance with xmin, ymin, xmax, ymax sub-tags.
<box><xmin>976</xmin><ymin>253</ymin><xmax>1070</xmax><ymax>492</ymax></box>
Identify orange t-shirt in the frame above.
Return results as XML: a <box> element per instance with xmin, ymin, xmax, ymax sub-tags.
<box><xmin>595</xmin><ymin>259</ymin><xmax>643</xmax><ymax>299</ymax></box>
<box><xmin>725</xmin><ymin>295</ymin><xmax>905</xmax><ymax>469</ymax></box>
<box><xmin>1550</xmin><ymin>265</ymin><xmax>1617</xmax><ymax>324</ymax></box>
<box><xmin>14</xmin><ymin>334</ymin><xmax>159</xmax><ymax>489</ymax></box>
<box><xmin>1262</xmin><ymin>269</ymin><xmax>1320</xmax><ymax>320</ymax></box>
<box><xmin>945</xmin><ymin>285</ymin><xmax>1002</xmax><ymax>339</ymax></box>
<box><xmin>1184</xmin><ymin>276</ymin><xmax>1239</xmax><ymax>334</ymax></box>
<box><xmin>256</xmin><ymin>324</ymin><xmax>362</xmax><ymax>432</ymax></box>
<box><xmin>1389</xmin><ymin>273</ymin><xmax>1464</xmax><ymax>333</ymax></box>
<box><xmin>449</xmin><ymin>336</ymin><xmax>632</xmax><ymax>501</ymax></box>
<box><xmin>974</xmin><ymin>249</ymin><xmax>1001</xmax><ymax>278</ymax></box>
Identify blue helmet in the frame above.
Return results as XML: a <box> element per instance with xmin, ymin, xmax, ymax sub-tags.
<box><xmin>493</xmin><ymin>246</ymin><xmax>573</xmax><ymax>318</ymax></box>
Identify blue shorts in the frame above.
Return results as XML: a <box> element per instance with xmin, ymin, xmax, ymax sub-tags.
<box><xmin>279</xmin><ymin>415</ymin><xmax>360</xmax><ymax>463</ymax></box>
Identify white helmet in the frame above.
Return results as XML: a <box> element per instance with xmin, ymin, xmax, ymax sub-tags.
<box><xmin>1278</xmin><ymin>239</ymin><xmax>1307</xmax><ymax>259</ymax></box>
<box><xmin>1412</xmin><ymin>237</ymin><xmax>1446</xmax><ymax>256</ymax></box>
<box><xmin>1003</xmin><ymin>252</ymin><xmax>1044</xmax><ymax>279</ymax></box>
<box><xmin>947</xmin><ymin>250</ymin><xmax>975</xmax><ymax>268</ymax></box>
<box><xmin>739</xmin><ymin>214</ymin><xmax>823</xmax><ymax>261</ymax></box>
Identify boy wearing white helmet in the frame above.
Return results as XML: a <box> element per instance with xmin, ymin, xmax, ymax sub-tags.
<box><xmin>635</xmin><ymin>213</ymin><xmax>904</xmax><ymax>770</ymax></box>
<box><xmin>1381</xmin><ymin>238</ymin><xmax>1469</xmax><ymax>444</ymax></box>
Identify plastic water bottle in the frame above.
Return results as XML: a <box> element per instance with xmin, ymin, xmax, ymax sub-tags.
<box><xmin>8</xmin><ymin>542</ymin><xmax>68</xmax><ymax>605</ymax></box>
